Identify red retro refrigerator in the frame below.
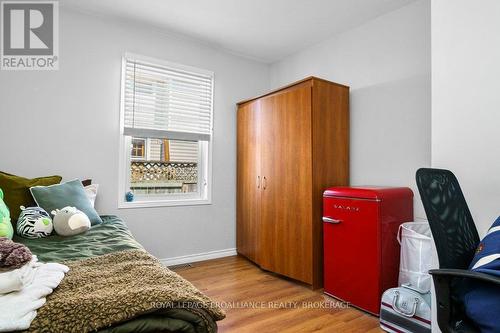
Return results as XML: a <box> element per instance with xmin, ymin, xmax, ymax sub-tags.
<box><xmin>323</xmin><ymin>186</ymin><xmax>413</xmax><ymax>315</ymax></box>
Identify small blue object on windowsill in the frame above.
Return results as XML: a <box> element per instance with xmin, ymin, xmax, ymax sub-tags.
<box><xmin>125</xmin><ymin>191</ymin><xmax>134</xmax><ymax>202</ymax></box>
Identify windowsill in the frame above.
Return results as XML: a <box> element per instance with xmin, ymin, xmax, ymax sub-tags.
<box><xmin>118</xmin><ymin>198</ymin><xmax>211</xmax><ymax>209</ymax></box>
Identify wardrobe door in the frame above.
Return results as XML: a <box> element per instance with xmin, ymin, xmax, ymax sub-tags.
<box><xmin>236</xmin><ymin>100</ymin><xmax>261</xmax><ymax>263</ymax></box>
<box><xmin>259</xmin><ymin>84</ymin><xmax>313</xmax><ymax>284</ymax></box>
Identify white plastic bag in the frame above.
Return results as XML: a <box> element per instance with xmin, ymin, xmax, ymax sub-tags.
<box><xmin>397</xmin><ymin>222</ymin><xmax>435</xmax><ymax>293</ymax></box>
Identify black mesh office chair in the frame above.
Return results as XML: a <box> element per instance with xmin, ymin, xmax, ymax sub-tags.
<box><xmin>416</xmin><ymin>168</ymin><xmax>500</xmax><ymax>333</ymax></box>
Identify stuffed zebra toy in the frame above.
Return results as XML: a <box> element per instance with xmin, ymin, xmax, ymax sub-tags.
<box><xmin>17</xmin><ymin>206</ymin><xmax>53</xmax><ymax>239</ymax></box>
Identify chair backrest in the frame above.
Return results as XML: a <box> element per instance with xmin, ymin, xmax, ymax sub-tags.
<box><xmin>416</xmin><ymin>168</ymin><xmax>480</xmax><ymax>270</ymax></box>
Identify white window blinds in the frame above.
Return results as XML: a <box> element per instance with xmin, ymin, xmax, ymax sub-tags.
<box><xmin>122</xmin><ymin>55</ymin><xmax>214</xmax><ymax>141</ymax></box>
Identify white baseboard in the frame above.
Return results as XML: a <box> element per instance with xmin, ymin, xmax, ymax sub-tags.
<box><xmin>160</xmin><ymin>248</ymin><xmax>237</xmax><ymax>267</ymax></box>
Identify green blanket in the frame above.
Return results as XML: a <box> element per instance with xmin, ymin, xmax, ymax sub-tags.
<box><xmin>15</xmin><ymin>216</ymin><xmax>219</xmax><ymax>333</ymax></box>
<box><xmin>14</xmin><ymin>215</ymin><xmax>143</xmax><ymax>262</ymax></box>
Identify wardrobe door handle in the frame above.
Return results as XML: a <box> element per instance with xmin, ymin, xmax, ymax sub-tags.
<box><xmin>257</xmin><ymin>176</ymin><xmax>261</xmax><ymax>189</ymax></box>
<box><xmin>263</xmin><ymin>177</ymin><xmax>267</xmax><ymax>190</ymax></box>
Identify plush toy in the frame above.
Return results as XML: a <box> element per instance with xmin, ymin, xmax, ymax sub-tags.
<box><xmin>17</xmin><ymin>206</ymin><xmax>53</xmax><ymax>239</ymax></box>
<box><xmin>0</xmin><ymin>189</ymin><xmax>14</xmax><ymax>240</ymax></box>
<box><xmin>0</xmin><ymin>237</ymin><xmax>32</xmax><ymax>268</ymax></box>
<box><xmin>51</xmin><ymin>206</ymin><xmax>91</xmax><ymax>236</ymax></box>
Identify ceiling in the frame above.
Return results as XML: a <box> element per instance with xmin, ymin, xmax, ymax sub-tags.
<box><xmin>60</xmin><ymin>0</ymin><xmax>418</xmax><ymax>63</ymax></box>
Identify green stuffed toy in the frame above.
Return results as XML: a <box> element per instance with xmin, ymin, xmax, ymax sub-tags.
<box><xmin>0</xmin><ymin>189</ymin><xmax>14</xmax><ymax>239</ymax></box>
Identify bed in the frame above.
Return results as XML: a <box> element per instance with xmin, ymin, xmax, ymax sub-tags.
<box><xmin>13</xmin><ymin>215</ymin><xmax>224</xmax><ymax>333</ymax></box>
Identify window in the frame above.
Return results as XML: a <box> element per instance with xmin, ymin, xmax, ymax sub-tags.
<box><xmin>131</xmin><ymin>138</ymin><xmax>146</xmax><ymax>160</ymax></box>
<box><xmin>119</xmin><ymin>53</ymin><xmax>213</xmax><ymax>208</ymax></box>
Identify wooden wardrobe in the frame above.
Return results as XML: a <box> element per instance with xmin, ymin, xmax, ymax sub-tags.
<box><xmin>236</xmin><ymin>77</ymin><xmax>349</xmax><ymax>288</ymax></box>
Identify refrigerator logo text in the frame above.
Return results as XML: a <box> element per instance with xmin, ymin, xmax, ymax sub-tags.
<box><xmin>332</xmin><ymin>204</ymin><xmax>360</xmax><ymax>212</ymax></box>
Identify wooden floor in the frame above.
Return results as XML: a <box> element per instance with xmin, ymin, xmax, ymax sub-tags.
<box><xmin>174</xmin><ymin>255</ymin><xmax>382</xmax><ymax>333</ymax></box>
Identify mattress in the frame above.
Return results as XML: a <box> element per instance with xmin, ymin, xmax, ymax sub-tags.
<box><xmin>14</xmin><ymin>216</ymin><xmax>219</xmax><ymax>333</ymax></box>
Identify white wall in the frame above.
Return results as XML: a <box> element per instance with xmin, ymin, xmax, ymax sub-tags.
<box><xmin>0</xmin><ymin>8</ymin><xmax>269</xmax><ymax>260</ymax></box>
<box><xmin>270</xmin><ymin>0</ymin><xmax>431</xmax><ymax>219</ymax></box>
<box><xmin>0</xmin><ymin>1</ymin><xmax>436</xmax><ymax>260</ymax></box>
<box><xmin>432</xmin><ymin>0</ymin><xmax>500</xmax><ymax>236</ymax></box>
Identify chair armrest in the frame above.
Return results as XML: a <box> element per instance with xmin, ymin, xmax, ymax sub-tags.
<box><xmin>430</xmin><ymin>269</ymin><xmax>500</xmax><ymax>285</ymax></box>
<box><xmin>430</xmin><ymin>269</ymin><xmax>499</xmax><ymax>333</ymax></box>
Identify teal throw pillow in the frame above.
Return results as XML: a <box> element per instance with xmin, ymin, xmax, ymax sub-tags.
<box><xmin>30</xmin><ymin>179</ymin><xmax>102</xmax><ymax>226</ymax></box>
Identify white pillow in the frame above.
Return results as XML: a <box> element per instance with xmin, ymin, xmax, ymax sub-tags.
<box><xmin>84</xmin><ymin>184</ymin><xmax>99</xmax><ymax>207</ymax></box>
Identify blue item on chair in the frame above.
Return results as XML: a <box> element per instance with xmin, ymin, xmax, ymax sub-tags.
<box><xmin>469</xmin><ymin>217</ymin><xmax>500</xmax><ymax>277</ymax></box>
<box><xmin>464</xmin><ymin>216</ymin><xmax>500</xmax><ymax>333</ymax></box>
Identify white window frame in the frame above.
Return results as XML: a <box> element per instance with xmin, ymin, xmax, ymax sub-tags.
<box><xmin>118</xmin><ymin>53</ymin><xmax>213</xmax><ymax>209</ymax></box>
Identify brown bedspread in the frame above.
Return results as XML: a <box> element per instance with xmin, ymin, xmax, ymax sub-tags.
<box><xmin>26</xmin><ymin>249</ymin><xmax>225</xmax><ymax>333</ymax></box>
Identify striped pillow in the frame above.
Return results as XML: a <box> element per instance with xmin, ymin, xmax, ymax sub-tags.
<box><xmin>470</xmin><ymin>216</ymin><xmax>500</xmax><ymax>276</ymax></box>
<box><xmin>463</xmin><ymin>217</ymin><xmax>500</xmax><ymax>333</ymax></box>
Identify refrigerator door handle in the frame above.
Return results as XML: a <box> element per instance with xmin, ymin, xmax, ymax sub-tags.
<box><xmin>322</xmin><ymin>217</ymin><xmax>342</xmax><ymax>224</ymax></box>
